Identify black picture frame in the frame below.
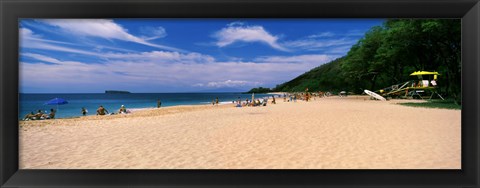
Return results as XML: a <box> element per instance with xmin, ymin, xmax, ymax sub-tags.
<box><xmin>1</xmin><ymin>0</ymin><xmax>479</xmax><ymax>187</ymax></box>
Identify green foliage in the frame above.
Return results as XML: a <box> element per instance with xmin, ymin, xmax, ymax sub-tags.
<box><xmin>274</xmin><ymin>57</ymin><xmax>349</xmax><ymax>92</ymax></box>
<box><xmin>272</xmin><ymin>19</ymin><xmax>461</xmax><ymax>101</ymax></box>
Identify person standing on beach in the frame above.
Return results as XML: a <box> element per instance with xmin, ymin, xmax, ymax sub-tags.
<box><xmin>157</xmin><ymin>99</ymin><xmax>162</xmax><ymax>108</ymax></box>
<box><xmin>215</xmin><ymin>97</ymin><xmax>219</xmax><ymax>105</ymax></box>
<box><xmin>96</xmin><ymin>105</ymin><xmax>109</xmax><ymax>115</ymax></box>
<box><xmin>81</xmin><ymin>107</ymin><xmax>87</xmax><ymax>116</ymax></box>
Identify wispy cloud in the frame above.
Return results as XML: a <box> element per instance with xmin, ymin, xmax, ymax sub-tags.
<box><xmin>20</xmin><ymin>28</ymin><xmax>204</xmax><ymax>62</ymax></box>
<box><xmin>283</xmin><ymin>37</ymin><xmax>358</xmax><ymax>52</ymax></box>
<box><xmin>307</xmin><ymin>32</ymin><xmax>335</xmax><ymax>38</ymax></box>
<box><xmin>20</xmin><ymin>51</ymin><xmax>336</xmax><ymax>92</ymax></box>
<box><xmin>21</xmin><ymin>27</ymin><xmax>136</xmax><ymax>56</ymax></box>
<box><xmin>283</xmin><ymin>29</ymin><xmax>367</xmax><ymax>53</ymax></box>
<box><xmin>39</xmin><ymin>19</ymin><xmax>184</xmax><ymax>52</ymax></box>
<box><xmin>255</xmin><ymin>54</ymin><xmax>336</xmax><ymax>64</ymax></box>
<box><xmin>20</xmin><ymin>28</ymin><xmax>79</xmax><ymax>46</ymax></box>
<box><xmin>20</xmin><ymin>29</ymin><xmax>101</xmax><ymax>56</ymax></box>
<box><xmin>101</xmin><ymin>51</ymin><xmax>215</xmax><ymax>63</ymax></box>
<box><xmin>213</xmin><ymin>23</ymin><xmax>289</xmax><ymax>52</ymax></box>
<box><xmin>140</xmin><ymin>26</ymin><xmax>167</xmax><ymax>41</ymax></box>
<box><xmin>193</xmin><ymin>80</ymin><xmax>262</xmax><ymax>88</ymax></box>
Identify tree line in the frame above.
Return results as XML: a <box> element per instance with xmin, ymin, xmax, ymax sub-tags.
<box><xmin>270</xmin><ymin>19</ymin><xmax>461</xmax><ymax>102</ymax></box>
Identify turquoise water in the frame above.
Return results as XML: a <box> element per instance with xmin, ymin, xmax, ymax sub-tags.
<box><xmin>19</xmin><ymin>93</ymin><xmax>275</xmax><ymax>119</ymax></box>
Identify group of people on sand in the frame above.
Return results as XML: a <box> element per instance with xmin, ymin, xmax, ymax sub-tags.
<box><xmin>94</xmin><ymin>105</ymin><xmax>131</xmax><ymax>116</ymax></box>
<box><xmin>280</xmin><ymin>90</ymin><xmax>334</xmax><ymax>103</ymax></box>
<box><xmin>23</xmin><ymin>109</ymin><xmax>56</xmax><ymax>121</ymax></box>
<box><xmin>233</xmin><ymin>96</ymin><xmax>278</xmax><ymax>107</ymax></box>
<box><xmin>211</xmin><ymin>97</ymin><xmax>220</xmax><ymax>106</ymax></box>
<box><xmin>78</xmin><ymin>105</ymin><xmax>131</xmax><ymax>117</ymax></box>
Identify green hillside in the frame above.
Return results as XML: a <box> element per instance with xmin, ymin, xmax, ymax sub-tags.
<box><xmin>270</xmin><ymin>19</ymin><xmax>461</xmax><ymax>103</ymax></box>
<box><xmin>274</xmin><ymin>57</ymin><xmax>348</xmax><ymax>93</ymax></box>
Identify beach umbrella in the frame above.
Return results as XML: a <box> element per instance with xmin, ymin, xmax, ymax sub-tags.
<box><xmin>44</xmin><ymin>98</ymin><xmax>68</xmax><ymax>112</ymax></box>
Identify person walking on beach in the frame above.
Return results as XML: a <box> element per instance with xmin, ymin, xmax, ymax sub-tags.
<box><xmin>215</xmin><ymin>97</ymin><xmax>219</xmax><ymax>105</ymax></box>
<box><xmin>96</xmin><ymin>105</ymin><xmax>109</xmax><ymax>115</ymax></box>
<box><xmin>272</xmin><ymin>96</ymin><xmax>276</xmax><ymax>104</ymax></box>
<box><xmin>157</xmin><ymin>99</ymin><xmax>162</xmax><ymax>108</ymax></box>
<box><xmin>81</xmin><ymin>107</ymin><xmax>87</xmax><ymax>116</ymax></box>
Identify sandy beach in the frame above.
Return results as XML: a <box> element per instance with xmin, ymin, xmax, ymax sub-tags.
<box><xmin>19</xmin><ymin>96</ymin><xmax>461</xmax><ymax>169</ymax></box>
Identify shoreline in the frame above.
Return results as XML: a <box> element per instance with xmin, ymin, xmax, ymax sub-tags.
<box><xmin>19</xmin><ymin>93</ymin><xmax>276</xmax><ymax>120</ymax></box>
<box><xmin>19</xmin><ymin>100</ymin><xmax>238</xmax><ymax>121</ymax></box>
<box><xmin>20</xmin><ymin>102</ymin><xmax>235</xmax><ymax>126</ymax></box>
<box><xmin>19</xmin><ymin>95</ymin><xmax>459</xmax><ymax>124</ymax></box>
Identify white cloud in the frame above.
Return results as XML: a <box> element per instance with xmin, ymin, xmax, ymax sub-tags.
<box><xmin>22</xmin><ymin>53</ymin><xmax>63</xmax><ymax>64</ymax></box>
<box><xmin>255</xmin><ymin>54</ymin><xmax>335</xmax><ymax>64</ymax></box>
<box><xmin>39</xmin><ymin>19</ymin><xmax>184</xmax><ymax>52</ymax></box>
<box><xmin>20</xmin><ymin>28</ymin><xmax>78</xmax><ymax>46</ymax></box>
<box><xmin>20</xmin><ymin>28</ymin><xmax>36</xmax><ymax>38</ymax></box>
<box><xmin>102</xmin><ymin>51</ymin><xmax>215</xmax><ymax>63</ymax></box>
<box><xmin>213</xmin><ymin>23</ymin><xmax>289</xmax><ymax>52</ymax></box>
<box><xmin>308</xmin><ymin>32</ymin><xmax>335</xmax><ymax>38</ymax></box>
<box><xmin>141</xmin><ymin>26</ymin><xmax>167</xmax><ymax>40</ymax></box>
<box><xmin>197</xmin><ymin>80</ymin><xmax>262</xmax><ymax>88</ymax></box>
<box><xmin>21</xmin><ymin>35</ymin><xmax>100</xmax><ymax>57</ymax></box>
<box><xmin>283</xmin><ymin>38</ymin><xmax>357</xmax><ymax>52</ymax></box>
<box><xmin>227</xmin><ymin>21</ymin><xmax>245</xmax><ymax>27</ymax></box>
<box><xmin>20</xmin><ymin>28</ymin><xmax>207</xmax><ymax>62</ymax></box>
<box><xmin>20</xmin><ymin>52</ymin><xmax>337</xmax><ymax>92</ymax></box>
<box><xmin>20</xmin><ymin>27</ymin><xmax>130</xmax><ymax>56</ymax></box>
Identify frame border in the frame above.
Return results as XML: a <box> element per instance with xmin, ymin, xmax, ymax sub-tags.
<box><xmin>1</xmin><ymin>0</ymin><xmax>479</xmax><ymax>187</ymax></box>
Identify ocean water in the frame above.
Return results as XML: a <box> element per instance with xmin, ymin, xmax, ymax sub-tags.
<box><xmin>19</xmin><ymin>93</ymin><xmax>275</xmax><ymax>119</ymax></box>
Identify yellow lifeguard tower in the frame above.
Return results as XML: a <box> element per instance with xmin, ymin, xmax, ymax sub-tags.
<box><xmin>376</xmin><ymin>71</ymin><xmax>444</xmax><ymax>100</ymax></box>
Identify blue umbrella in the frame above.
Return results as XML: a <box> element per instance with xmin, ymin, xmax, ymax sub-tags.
<box><xmin>45</xmin><ymin>98</ymin><xmax>68</xmax><ymax>112</ymax></box>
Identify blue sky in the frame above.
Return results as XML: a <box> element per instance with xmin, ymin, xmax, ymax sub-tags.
<box><xmin>19</xmin><ymin>19</ymin><xmax>383</xmax><ymax>93</ymax></box>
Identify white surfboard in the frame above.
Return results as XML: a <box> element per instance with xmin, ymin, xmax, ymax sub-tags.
<box><xmin>364</xmin><ymin>89</ymin><xmax>387</xmax><ymax>101</ymax></box>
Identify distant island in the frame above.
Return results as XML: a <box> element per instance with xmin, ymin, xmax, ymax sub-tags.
<box><xmin>105</xmin><ymin>90</ymin><xmax>131</xmax><ymax>94</ymax></box>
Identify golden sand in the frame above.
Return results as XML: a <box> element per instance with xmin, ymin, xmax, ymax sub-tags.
<box><xmin>19</xmin><ymin>96</ymin><xmax>460</xmax><ymax>169</ymax></box>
